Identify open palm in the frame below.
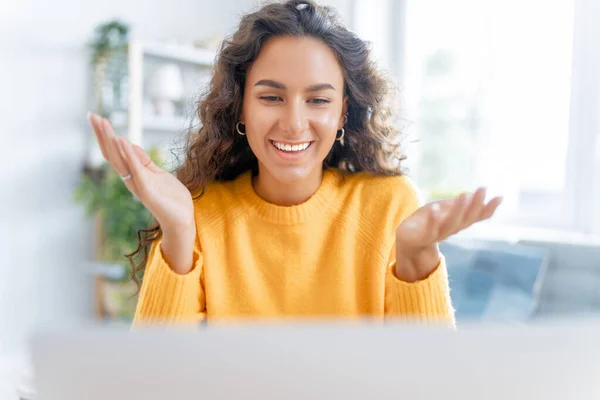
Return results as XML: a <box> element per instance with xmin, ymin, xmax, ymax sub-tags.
<box><xmin>88</xmin><ymin>113</ymin><xmax>195</xmax><ymax>232</ymax></box>
<box><xmin>396</xmin><ymin>188</ymin><xmax>503</xmax><ymax>256</ymax></box>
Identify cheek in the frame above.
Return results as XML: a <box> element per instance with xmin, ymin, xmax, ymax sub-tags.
<box><xmin>310</xmin><ymin>112</ymin><xmax>341</xmax><ymax>139</ymax></box>
<box><xmin>244</xmin><ymin>102</ymin><xmax>277</xmax><ymax>137</ymax></box>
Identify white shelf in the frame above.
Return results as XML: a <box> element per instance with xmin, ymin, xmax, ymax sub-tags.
<box><xmin>145</xmin><ymin>115</ymin><xmax>196</xmax><ymax>132</ymax></box>
<box><xmin>112</xmin><ymin>115</ymin><xmax>194</xmax><ymax>132</ymax></box>
<box><xmin>141</xmin><ymin>41</ymin><xmax>216</xmax><ymax>66</ymax></box>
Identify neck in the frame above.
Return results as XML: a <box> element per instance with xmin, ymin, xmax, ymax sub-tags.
<box><xmin>253</xmin><ymin>165</ymin><xmax>323</xmax><ymax>206</ymax></box>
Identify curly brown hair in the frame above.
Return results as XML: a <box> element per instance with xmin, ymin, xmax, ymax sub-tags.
<box><xmin>126</xmin><ymin>0</ymin><xmax>407</xmax><ymax>291</ymax></box>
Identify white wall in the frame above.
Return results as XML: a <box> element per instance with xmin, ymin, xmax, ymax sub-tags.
<box><xmin>0</xmin><ymin>0</ymin><xmax>353</xmax><ymax>355</ymax></box>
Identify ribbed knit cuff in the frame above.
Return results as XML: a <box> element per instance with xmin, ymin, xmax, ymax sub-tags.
<box><xmin>385</xmin><ymin>255</ymin><xmax>455</xmax><ymax>326</ymax></box>
<box><xmin>133</xmin><ymin>238</ymin><xmax>204</xmax><ymax>325</ymax></box>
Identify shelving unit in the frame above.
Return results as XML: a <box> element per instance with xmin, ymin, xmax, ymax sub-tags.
<box><xmin>126</xmin><ymin>39</ymin><xmax>216</xmax><ymax>146</ymax></box>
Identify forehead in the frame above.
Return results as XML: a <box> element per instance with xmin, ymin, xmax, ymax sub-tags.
<box><xmin>246</xmin><ymin>36</ymin><xmax>344</xmax><ymax>90</ymax></box>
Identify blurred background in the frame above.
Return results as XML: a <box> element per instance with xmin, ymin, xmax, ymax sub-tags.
<box><xmin>0</xmin><ymin>0</ymin><xmax>598</xmax><ymax>360</ymax></box>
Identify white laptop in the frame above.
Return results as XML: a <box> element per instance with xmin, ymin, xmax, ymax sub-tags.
<box><xmin>31</xmin><ymin>319</ymin><xmax>600</xmax><ymax>400</ymax></box>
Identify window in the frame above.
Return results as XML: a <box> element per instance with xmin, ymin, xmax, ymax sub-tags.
<box><xmin>354</xmin><ymin>0</ymin><xmax>599</xmax><ymax>235</ymax></box>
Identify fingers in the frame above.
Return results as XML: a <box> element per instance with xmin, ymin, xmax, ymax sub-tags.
<box><xmin>463</xmin><ymin>187</ymin><xmax>487</xmax><ymax>228</ymax></box>
<box><xmin>132</xmin><ymin>144</ymin><xmax>161</xmax><ymax>172</ymax></box>
<box><xmin>101</xmin><ymin>119</ymin><xmax>130</xmax><ymax>178</ymax></box>
<box><xmin>404</xmin><ymin>188</ymin><xmax>503</xmax><ymax>247</ymax></box>
<box><xmin>88</xmin><ymin>113</ymin><xmax>109</xmax><ymax>160</ymax></box>
<box><xmin>117</xmin><ymin>137</ymin><xmax>155</xmax><ymax>201</ymax></box>
<box><xmin>118</xmin><ymin>137</ymin><xmax>144</xmax><ymax>179</ymax></box>
<box><xmin>398</xmin><ymin>189</ymin><xmax>503</xmax><ymax>251</ymax></box>
<box><xmin>436</xmin><ymin>188</ymin><xmax>503</xmax><ymax>240</ymax></box>
<box><xmin>87</xmin><ymin>112</ymin><xmax>130</xmax><ymax>177</ymax></box>
<box><xmin>87</xmin><ymin>112</ymin><xmax>158</xmax><ymax>177</ymax></box>
<box><xmin>437</xmin><ymin>192</ymin><xmax>470</xmax><ymax>239</ymax></box>
<box><xmin>479</xmin><ymin>196</ymin><xmax>503</xmax><ymax>221</ymax></box>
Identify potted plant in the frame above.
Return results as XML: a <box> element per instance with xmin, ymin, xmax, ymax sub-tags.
<box><xmin>73</xmin><ymin>148</ymin><xmax>164</xmax><ymax>321</ymax></box>
<box><xmin>88</xmin><ymin>20</ymin><xmax>130</xmax><ymax>121</ymax></box>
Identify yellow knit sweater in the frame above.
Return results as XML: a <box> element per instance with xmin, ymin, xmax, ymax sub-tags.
<box><xmin>133</xmin><ymin>168</ymin><xmax>455</xmax><ymax>325</ymax></box>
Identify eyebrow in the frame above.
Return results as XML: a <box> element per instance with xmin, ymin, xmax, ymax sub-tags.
<box><xmin>254</xmin><ymin>79</ymin><xmax>336</xmax><ymax>92</ymax></box>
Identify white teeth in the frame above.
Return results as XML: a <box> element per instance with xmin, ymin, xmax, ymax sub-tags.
<box><xmin>272</xmin><ymin>141</ymin><xmax>311</xmax><ymax>152</ymax></box>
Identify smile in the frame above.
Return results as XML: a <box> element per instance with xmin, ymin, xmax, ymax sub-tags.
<box><xmin>270</xmin><ymin>140</ymin><xmax>313</xmax><ymax>152</ymax></box>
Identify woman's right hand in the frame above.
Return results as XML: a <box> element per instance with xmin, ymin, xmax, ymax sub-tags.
<box><xmin>88</xmin><ymin>112</ymin><xmax>195</xmax><ymax>236</ymax></box>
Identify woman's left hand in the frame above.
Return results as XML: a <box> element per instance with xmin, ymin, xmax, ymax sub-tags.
<box><xmin>394</xmin><ymin>188</ymin><xmax>503</xmax><ymax>282</ymax></box>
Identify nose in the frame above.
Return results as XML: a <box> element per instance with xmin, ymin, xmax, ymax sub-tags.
<box><xmin>279</xmin><ymin>98</ymin><xmax>308</xmax><ymax>136</ymax></box>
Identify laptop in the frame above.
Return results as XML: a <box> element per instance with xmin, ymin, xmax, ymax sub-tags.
<box><xmin>31</xmin><ymin>319</ymin><xmax>600</xmax><ymax>400</ymax></box>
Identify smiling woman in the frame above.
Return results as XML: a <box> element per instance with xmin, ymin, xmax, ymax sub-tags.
<box><xmin>87</xmin><ymin>0</ymin><xmax>502</xmax><ymax>326</ymax></box>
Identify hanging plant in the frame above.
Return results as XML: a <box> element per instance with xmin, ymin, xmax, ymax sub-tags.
<box><xmin>89</xmin><ymin>20</ymin><xmax>130</xmax><ymax>65</ymax></box>
<box><xmin>89</xmin><ymin>20</ymin><xmax>131</xmax><ymax>117</ymax></box>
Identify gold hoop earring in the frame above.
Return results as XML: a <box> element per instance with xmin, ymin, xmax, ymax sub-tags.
<box><xmin>335</xmin><ymin>127</ymin><xmax>345</xmax><ymax>146</ymax></box>
<box><xmin>236</xmin><ymin>122</ymin><xmax>246</xmax><ymax>136</ymax></box>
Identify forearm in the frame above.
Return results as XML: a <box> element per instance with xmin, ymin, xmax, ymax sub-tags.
<box><xmin>161</xmin><ymin>223</ymin><xmax>197</xmax><ymax>275</ymax></box>
<box><xmin>394</xmin><ymin>243</ymin><xmax>441</xmax><ymax>282</ymax></box>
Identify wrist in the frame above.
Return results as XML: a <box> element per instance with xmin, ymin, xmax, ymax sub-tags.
<box><xmin>394</xmin><ymin>244</ymin><xmax>441</xmax><ymax>282</ymax></box>
<box><xmin>162</xmin><ymin>219</ymin><xmax>196</xmax><ymax>239</ymax></box>
<box><xmin>160</xmin><ymin>222</ymin><xmax>196</xmax><ymax>275</ymax></box>
<box><xmin>161</xmin><ymin>223</ymin><xmax>196</xmax><ymax>256</ymax></box>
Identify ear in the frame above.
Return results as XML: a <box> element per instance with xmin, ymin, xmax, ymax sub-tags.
<box><xmin>339</xmin><ymin>96</ymin><xmax>348</xmax><ymax>129</ymax></box>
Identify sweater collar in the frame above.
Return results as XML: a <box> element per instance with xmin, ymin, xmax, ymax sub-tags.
<box><xmin>233</xmin><ymin>168</ymin><xmax>339</xmax><ymax>225</ymax></box>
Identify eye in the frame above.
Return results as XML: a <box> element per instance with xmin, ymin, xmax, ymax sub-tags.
<box><xmin>260</xmin><ymin>96</ymin><xmax>282</xmax><ymax>103</ymax></box>
<box><xmin>308</xmin><ymin>98</ymin><xmax>331</xmax><ymax>105</ymax></box>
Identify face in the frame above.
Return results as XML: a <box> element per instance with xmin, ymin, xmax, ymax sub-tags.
<box><xmin>242</xmin><ymin>36</ymin><xmax>347</xmax><ymax>184</ymax></box>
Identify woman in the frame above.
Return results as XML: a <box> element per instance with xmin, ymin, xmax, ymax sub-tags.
<box><xmin>88</xmin><ymin>0</ymin><xmax>501</xmax><ymax>326</ymax></box>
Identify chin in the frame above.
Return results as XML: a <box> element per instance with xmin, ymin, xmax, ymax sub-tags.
<box><xmin>264</xmin><ymin>163</ymin><xmax>318</xmax><ymax>185</ymax></box>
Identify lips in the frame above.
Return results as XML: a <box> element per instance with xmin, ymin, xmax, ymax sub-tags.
<box><xmin>269</xmin><ymin>139</ymin><xmax>314</xmax><ymax>160</ymax></box>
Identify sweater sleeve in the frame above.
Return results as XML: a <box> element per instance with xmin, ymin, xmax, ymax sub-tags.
<box><xmin>384</xmin><ymin>255</ymin><xmax>455</xmax><ymax>326</ymax></box>
<box><xmin>132</xmin><ymin>234</ymin><xmax>206</xmax><ymax>327</ymax></box>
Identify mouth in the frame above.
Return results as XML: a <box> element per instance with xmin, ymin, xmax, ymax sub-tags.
<box><xmin>269</xmin><ymin>140</ymin><xmax>314</xmax><ymax>160</ymax></box>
